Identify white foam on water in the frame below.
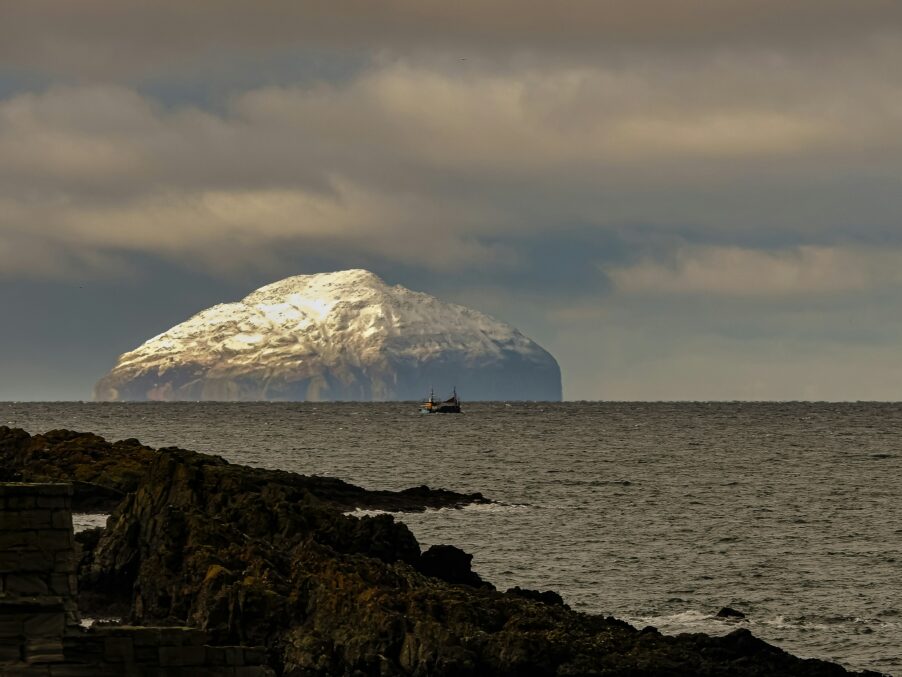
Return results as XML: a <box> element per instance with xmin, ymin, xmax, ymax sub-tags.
<box><xmin>79</xmin><ymin>617</ymin><xmax>121</xmax><ymax>628</ymax></box>
<box><xmin>344</xmin><ymin>502</ymin><xmax>529</xmax><ymax>518</ymax></box>
<box><xmin>73</xmin><ymin>513</ymin><xmax>109</xmax><ymax>532</ymax></box>
<box><xmin>344</xmin><ymin>508</ymin><xmax>393</xmax><ymax>517</ymax></box>
<box><xmin>627</xmin><ymin>609</ymin><xmax>720</xmax><ymax>629</ymax></box>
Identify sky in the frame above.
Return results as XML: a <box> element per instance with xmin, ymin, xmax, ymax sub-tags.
<box><xmin>3</xmin><ymin>1</ymin><xmax>902</xmax><ymax>401</ymax></box>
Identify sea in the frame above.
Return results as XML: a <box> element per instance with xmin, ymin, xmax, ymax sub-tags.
<box><xmin>3</xmin><ymin>401</ymin><xmax>900</xmax><ymax>674</ymax></box>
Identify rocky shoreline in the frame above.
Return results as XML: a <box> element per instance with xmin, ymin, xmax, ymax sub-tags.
<box><xmin>0</xmin><ymin>427</ymin><xmax>885</xmax><ymax>676</ymax></box>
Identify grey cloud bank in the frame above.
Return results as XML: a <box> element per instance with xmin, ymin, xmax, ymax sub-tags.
<box><xmin>2</xmin><ymin>1</ymin><xmax>900</xmax><ymax>78</ymax></box>
<box><xmin>2</xmin><ymin>3</ymin><xmax>902</xmax><ymax>400</ymax></box>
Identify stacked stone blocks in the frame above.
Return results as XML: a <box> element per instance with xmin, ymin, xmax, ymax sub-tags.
<box><xmin>1</xmin><ymin>483</ymin><xmax>273</xmax><ymax>676</ymax></box>
<box><xmin>0</xmin><ymin>484</ymin><xmax>76</xmax><ymax>667</ymax></box>
<box><xmin>63</xmin><ymin>627</ymin><xmax>271</xmax><ymax>675</ymax></box>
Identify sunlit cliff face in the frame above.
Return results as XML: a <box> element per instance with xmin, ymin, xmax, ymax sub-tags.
<box><xmin>95</xmin><ymin>270</ymin><xmax>562</xmax><ymax>402</ymax></box>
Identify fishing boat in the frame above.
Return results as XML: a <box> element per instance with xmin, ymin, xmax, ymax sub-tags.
<box><xmin>419</xmin><ymin>387</ymin><xmax>462</xmax><ymax>414</ymax></box>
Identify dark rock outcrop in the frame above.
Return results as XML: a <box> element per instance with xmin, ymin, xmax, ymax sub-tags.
<box><xmin>717</xmin><ymin>606</ymin><xmax>747</xmax><ymax>619</ymax></box>
<box><xmin>0</xmin><ymin>428</ymin><xmax>152</xmax><ymax>510</ymax></box>
<box><xmin>416</xmin><ymin>544</ymin><xmax>491</xmax><ymax>588</ymax></box>
<box><xmin>506</xmin><ymin>587</ymin><xmax>568</xmax><ymax>608</ymax></box>
<box><xmin>0</xmin><ymin>427</ymin><xmax>488</xmax><ymax>513</ymax></box>
<box><xmin>83</xmin><ymin>453</ymin><xmax>878</xmax><ymax>675</ymax></box>
<box><xmin>0</xmin><ymin>427</ymin><xmax>882</xmax><ymax>676</ymax></box>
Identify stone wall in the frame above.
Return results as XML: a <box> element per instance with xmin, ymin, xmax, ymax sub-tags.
<box><xmin>60</xmin><ymin>626</ymin><xmax>272</xmax><ymax>676</ymax></box>
<box><xmin>0</xmin><ymin>483</ymin><xmax>76</xmax><ymax>668</ymax></box>
<box><xmin>0</xmin><ymin>483</ymin><xmax>274</xmax><ymax>676</ymax></box>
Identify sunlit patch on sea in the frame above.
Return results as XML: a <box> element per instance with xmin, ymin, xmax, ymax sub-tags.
<box><xmin>5</xmin><ymin>400</ymin><xmax>901</xmax><ymax>673</ymax></box>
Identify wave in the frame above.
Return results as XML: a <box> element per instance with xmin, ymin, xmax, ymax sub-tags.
<box><xmin>344</xmin><ymin>501</ymin><xmax>530</xmax><ymax>518</ymax></box>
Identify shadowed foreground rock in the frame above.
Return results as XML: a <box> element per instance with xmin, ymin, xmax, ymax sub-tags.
<box><xmin>0</xmin><ymin>427</ymin><xmax>884</xmax><ymax>676</ymax></box>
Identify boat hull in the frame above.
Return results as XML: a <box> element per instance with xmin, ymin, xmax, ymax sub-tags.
<box><xmin>420</xmin><ymin>404</ymin><xmax>461</xmax><ymax>414</ymax></box>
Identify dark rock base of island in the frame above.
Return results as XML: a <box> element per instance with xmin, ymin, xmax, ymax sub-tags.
<box><xmin>0</xmin><ymin>427</ymin><xmax>887</xmax><ymax>676</ymax></box>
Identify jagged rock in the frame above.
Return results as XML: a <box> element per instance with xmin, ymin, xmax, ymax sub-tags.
<box><xmin>717</xmin><ymin>606</ymin><xmax>747</xmax><ymax>619</ymax></box>
<box><xmin>0</xmin><ymin>427</ymin><xmax>154</xmax><ymax>510</ymax></box>
<box><xmin>75</xmin><ymin>526</ymin><xmax>104</xmax><ymax>566</ymax></box>
<box><xmin>506</xmin><ymin>586</ymin><xmax>567</xmax><ymax>608</ymax></box>
<box><xmin>0</xmin><ymin>427</ymin><xmax>490</xmax><ymax>513</ymax></box>
<box><xmin>0</xmin><ymin>428</ymin><xmax>882</xmax><ymax>676</ymax></box>
<box><xmin>417</xmin><ymin>545</ymin><xmax>491</xmax><ymax>588</ymax></box>
<box><xmin>82</xmin><ymin>447</ymin><xmax>878</xmax><ymax>675</ymax></box>
<box><xmin>94</xmin><ymin>269</ymin><xmax>562</xmax><ymax>402</ymax></box>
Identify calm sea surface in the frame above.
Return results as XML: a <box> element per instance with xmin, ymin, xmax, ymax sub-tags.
<box><xmin>3</xmin><ymin>401</ymin><xmax>900</xmax><ymax>673</ymax></box>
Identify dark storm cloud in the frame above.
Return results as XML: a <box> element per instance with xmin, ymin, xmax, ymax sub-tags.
<box><xmin>2</xmin><ymin>1</ymin><xmax>901</xmax><ymax>79</ymax></box>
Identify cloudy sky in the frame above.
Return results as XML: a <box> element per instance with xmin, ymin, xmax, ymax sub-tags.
<box><xmin>3</xmin><ymin>1</ymin><xmax>902</xmax><ymax>400</ymax></box>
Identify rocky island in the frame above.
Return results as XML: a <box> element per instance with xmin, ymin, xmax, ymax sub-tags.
<box><xmin>94</xmin><ymin>270</ymin><xmax>562</xmax><ymax>402</ymax></box>
<box><xmin>0</xmin><ymin>427</ymin><xmax>883</xmax><ymax>676</ymax></box>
